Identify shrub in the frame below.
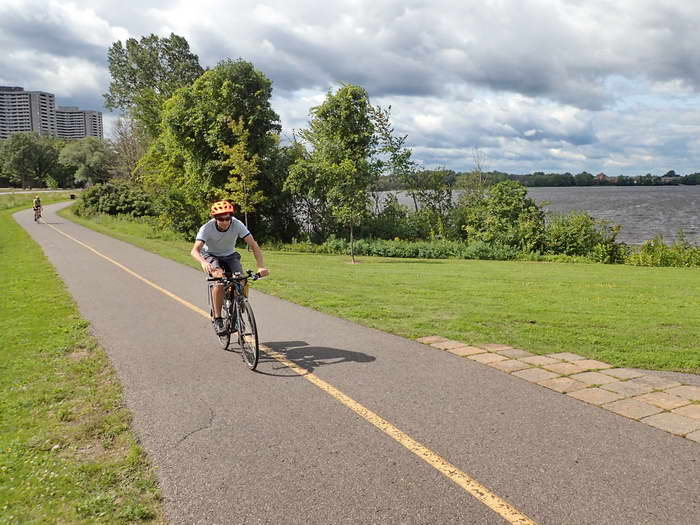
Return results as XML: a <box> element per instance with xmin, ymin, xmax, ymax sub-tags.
<box><xmin>545</xmin><ymin>211</ymin><xmax>628</xmax><ymax>262</ymax></box>
<box><xmin>274</xmin><ymin>237</ymin><xmax>518</xmax><ymax>261</ymax></box>
<box><xmin>518</xmin><ymin>252</ymin><xmax>595</xmax><ymax>264</ymax></box>
<box><xmin>461</xmin><ymin>241</ymin><xmax>519</xmax><ymax>260</ymax></box>
<box><xmin>360</xmin><ymin>197</ymin><xmax>441</xmax><ymax>241</ymax></box>
<box><xmin>460</xmin><ymin>181</ymin><xmax>546</xmax><ymax>252</ymax></box>
<box><xmin>626</xmin><ymin>233</ymin><xmax>700</xmax><ymax>267</ymax></box>
<box><xmin>360</xmin><ymin>194</ymin><xmax>413</xmax><ymax>240</ymax></box>
<box><xmin>152</xmin><ymin>188</ymin><xmax>206</xmax><ymax>239</ymax></box>
<box><xmin>75</xmin><ymin>182</ymin><xmax>154</xmax><ymax>218</ymax></box>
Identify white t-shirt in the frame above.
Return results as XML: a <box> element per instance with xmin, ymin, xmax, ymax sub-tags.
<box><xmin>195</xmin><ymin>218</ymin><xmax>250</xmax><ymax>256</ymax></box>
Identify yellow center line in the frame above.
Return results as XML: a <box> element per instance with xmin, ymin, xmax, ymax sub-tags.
<box><xmin>46</xmin><ymin>222</ymin><xmax>209</xmax><ymax>318</ymax></box>
<box><xmin>45</xmin><ymin>221</ymin><xmax>538</xmax><ymax>525</ymax></box>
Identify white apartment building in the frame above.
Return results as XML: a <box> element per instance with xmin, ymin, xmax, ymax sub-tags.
<box><xmin>84</xmin><ymin>110</ymin><xmax>103</xmax><ymax>138</ymax></box>
<box><xmin>1</xmin><ymin>86</ymin><xmax>33</xmax><ymax>139</ymax></box>
<box><xmin>56</xmin><ymin>106</ymin><xmax>104</xmax><ymax>139</ymax></box>
<box><xmin>0</xmin><ymin>86</ymin><xmax>102</xmax><ymax>140</ymax></box>
<box><xmin>28</xmin><ymin>90</ymin><xmax>57</xmax><ymax>136</ymax></box>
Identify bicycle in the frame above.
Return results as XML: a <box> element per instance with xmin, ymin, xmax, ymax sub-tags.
<box><xmin>207</xmin><ymin>270</ymin><xmax>261</xmax><ymax>370</ymax></box>
<box><xmin>33</xmin><ymin>206</ymin><xmax>42</xmax><ymax>222</ymax></box>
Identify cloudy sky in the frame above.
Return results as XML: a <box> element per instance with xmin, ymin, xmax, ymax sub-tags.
<box><xmin>2</xmin><ymin>0</ymin><xmax>700</xmax><ymax>175</ymax></box>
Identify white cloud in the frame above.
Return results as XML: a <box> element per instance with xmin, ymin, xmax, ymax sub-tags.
<box><xmin>45</xmin><ymin>0</ymin><xmax>130</xmax><ymax>46</ymax></box>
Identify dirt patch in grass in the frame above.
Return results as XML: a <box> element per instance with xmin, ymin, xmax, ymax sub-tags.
<box><xmin>67</xmin><ymin>348</ymin><xmax>92</xmax><ymax>360</ymax></box>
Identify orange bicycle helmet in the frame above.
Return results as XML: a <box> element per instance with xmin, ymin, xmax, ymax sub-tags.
<box><xmin>210</xmin><ymin>200</ymin><xmax>234</xmax><ymax>216</ymax></box>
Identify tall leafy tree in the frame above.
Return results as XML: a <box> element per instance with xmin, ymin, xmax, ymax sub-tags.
<box><xmin>104</xmin><ymin>33</ymin><xmax>204</xmax><ymax>136</ymax></box>
<box><xmin>218</xmin><ymin>118</ymin><xmax>265</xmax><ymax>227</ymax></box>
<box><xmin>110</xmin><ymin>115</ymin><xmax>149</xmax><ymax>179</ymax></box>
<box><xmin>59</xmin><ymin>137</ymin><xmax>113</xmax><ymax>186</ymax></box>
<box><xmin>414</xmin><ymin>168</ymin><xmax>457</xmax><ymax>239</ymax></box>
<box><xmin>139</xmin><ymin>59</ymin><xmax>281</xmax><ymax>235</ymax></box>
<box><xmin>0</xmin><ymin>133</ymin><xmax>59</xmax><ymax>188</ymax></box>
<box><xmin>286</xmin><ymin>84</ymin><xmax>380</xmax><ymax>261</ymax></box>
<box><xmin>371</xmin><ymin>105</ymin><xmax>420</xmax><ymax>211</ymax></box>
<box><xmin>415</xmin><ymin>169</ymin><xmax>456</xmax><ymax>213</ymax></box>
<box><xmin>256</xmin><ymin>139</ymin><xmax>305</xmax><ymax>242</ymax></box>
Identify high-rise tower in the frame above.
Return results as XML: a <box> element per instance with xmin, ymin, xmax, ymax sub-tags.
<box><xmin>55</xmin><ymin>106</ymin><xmax>103</xmax><ymax>139</ymax></box>
<box><xmin>0</xmin><ymin>86</ymin><xmax>102</xmax><ymax>140</ymax></box>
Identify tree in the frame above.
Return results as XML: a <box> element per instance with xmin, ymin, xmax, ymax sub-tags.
<box><xmin>574</xmin><ymin>171</ymin><xmax>594</xmax><ymax>186</ymax></box>
<box><xmin>414</xmin><ymin>168</ymin><xmax>456</xmax><ymax>237</ymax></box>
<box><xmin>0</xmin><ymin>133</ymin><xmax>59</xmax><ymax>188</ymax></box>
<box><xmin>286</xmin><ymin>84</ymin><xmax>380</xmax><ymax>262</ymax></box>
<box><xmin>681</xmin><ymin>173</ymin><xmax>700</xmax><ymax>185</ymax></box>
<box><xmin>161</xmin><ymin>59</ymin><xmax>280</xmax><ymax>166</ymax></box>
<box><xmin>139</xmin><ymin>59</ymin><xmax>281</xmax><ymax>235</ymax></box>
<box><xmin>218</xmin><ymin>118</ymin><xmax>265</xmax><ymax>227</ymax></box>
<box><xmin>255</xmin><ymin>139</ymin><xmax>305</xmax><ymax>242</ymax></box>
<box><xmin>110</xmin><ymin>115</ymin><xmax>149</xmax><ymax>179</ymax></box>
<box><xmin>371</xmin><ymin>105</ymin><xmax>419</xmax><ymax>211</ymax></box>
<box><xmin>59</xmin><ymin>137</ymin><xmax>113</xmax><ymax>186</ymax></box>
<box><xmin>104</xmin><ymin>33</ymin><xmax>204</xmax><ymax>136</ymax></box>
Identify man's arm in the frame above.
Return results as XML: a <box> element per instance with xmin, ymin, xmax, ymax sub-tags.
<box><xmin>243</xmin><ymin>235</ymin><xmax>269</xmax><ymax>277</ymax></box>
<box><xmin>191</xmin><ymin>240</ymin><xmax>214</xmax><ymax>274</ymax></box>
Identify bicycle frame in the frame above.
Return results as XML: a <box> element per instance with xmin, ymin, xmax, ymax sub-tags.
<box><xmin>207</xmin><ymin>270</ymin><xmax>261</xmax><ymax>369</ymax></box>
<box><xmin>206</xmin><ymin>271</ymin><xmax>255</xmax><ymax>314</ymax></box>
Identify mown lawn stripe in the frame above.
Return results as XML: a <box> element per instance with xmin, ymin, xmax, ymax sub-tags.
<box><xmin>1</xmin><ymin>201</ymin><xmax>163</xmax><ymax>524</ymax></box>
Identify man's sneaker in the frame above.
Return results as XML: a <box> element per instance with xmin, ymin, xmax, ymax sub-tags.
<box><xmin>213</xmin><ymin>317</ymin><xmax>227</xmax><ymax>335</ymax></box>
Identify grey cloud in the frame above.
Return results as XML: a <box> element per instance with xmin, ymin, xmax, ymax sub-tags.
<box><xmin>0</xmin><ymin>11</ymin><xmax>106</xmax><ymax>64</ymax></box>
<box><xmin>250</xmin><ymin>1</ymin><xmax>700</xmax><ymax>110</ymax></box>
<box><xmin>195</xmin><ymin>25</ymin><xmax>442</xmax><ymax>98</ymax></box>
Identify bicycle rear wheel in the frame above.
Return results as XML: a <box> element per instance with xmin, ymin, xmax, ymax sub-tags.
<box><xmin>237</xmin><ymin>298</ymin><xmax>259</xmax><ymax>370</ymax></box>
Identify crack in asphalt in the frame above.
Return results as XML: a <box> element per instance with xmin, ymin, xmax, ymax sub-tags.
<box><xmin>175</xmin><ymin>404</ymin><xmax>216</xmax><ymax>447</ymax></box>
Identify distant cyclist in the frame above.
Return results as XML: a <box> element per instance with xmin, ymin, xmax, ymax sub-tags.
<box><xmin>190</xmin><ymin>200</ymin><xmax>269</xmax><ymax>335</ymax></box>
<box><xmin>32</xmin><ymin>195</ymin><xmax>42</xmax><ymax>221</ymax></box>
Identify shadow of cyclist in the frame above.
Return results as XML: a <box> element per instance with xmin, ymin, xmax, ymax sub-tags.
<box><xmin>257</xmin><ymin>340</ymin><xmax>375</xmax><ymax>376</ymax></box>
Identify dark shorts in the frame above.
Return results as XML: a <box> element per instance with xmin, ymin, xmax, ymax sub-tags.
<box><xmin>202</xmin><ymin>251</ymin><xmax>242</xmax><ymax>276</ymax></box>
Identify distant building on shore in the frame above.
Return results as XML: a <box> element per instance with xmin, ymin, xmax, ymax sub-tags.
<box><xmin>56</xmin><ymin>106</ymin><xmax>104</xmax><ymax>139</ymax></box>
<box><xmin>0</xmin><ymin>86</ymin><xmax>102</xmax><ymax>140</ymax></box>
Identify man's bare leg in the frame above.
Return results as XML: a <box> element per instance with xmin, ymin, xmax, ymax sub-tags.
<box><xmin>211</xmin><ymin>268</ymin><xmax>224</xmax><ymax>317</ymax></box>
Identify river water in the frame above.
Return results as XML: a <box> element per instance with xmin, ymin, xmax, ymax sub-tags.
<box><xmin>384</xmin><ymin>185</ymin><xmax>700</xmax><ymax>245</ymax></box>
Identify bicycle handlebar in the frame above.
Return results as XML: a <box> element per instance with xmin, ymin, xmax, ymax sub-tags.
<box><xmin>207</xmin><ymin>270</ymin><xmax>261</xmax><ymax>283</ymax></box>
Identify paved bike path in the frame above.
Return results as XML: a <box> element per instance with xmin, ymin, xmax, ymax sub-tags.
<box><xmin>18</xmin><ymin>203</ymin><xmax>700</xmax><ymax>524</ymax></box>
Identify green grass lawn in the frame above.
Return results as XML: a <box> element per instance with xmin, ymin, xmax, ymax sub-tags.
<box><xmin>1</xmin><ymin>200</ymin><xmax>163</xmax><ymax>523</ymax></box>
<box><xmin>0</xmin><ymin>190</ymin><xmax>77</xmax><ymax>211</ymax></box>
<box><xmin>60</xmin><ymin>208</ymin><xmax>700</xmax><ymax>374</ymax></box>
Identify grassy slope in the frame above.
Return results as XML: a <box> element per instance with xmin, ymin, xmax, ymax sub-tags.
<box><xmin>60</xmin><ymin>208</ymin><xmax>700</xmax><ymax>374</ymax></box>
<box><xmin>0</xmin><ymin>191</ymin><xmax>76</xmax><ymax>211</ymax></box>
<box><xmin>1</xmin><ymin>199</ymin><xmax>163</xmax><ymax>523</ymax></box>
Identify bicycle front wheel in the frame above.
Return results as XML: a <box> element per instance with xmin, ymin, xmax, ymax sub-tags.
<box><xmin>215</xmin><ymin>299</ymin><xmax>232</xmax><ymax>350</ymax></box>
<box><xmin>237</xmin><ymin>298</ymin><xmax>259</xmax><ymax>370</ymax></box>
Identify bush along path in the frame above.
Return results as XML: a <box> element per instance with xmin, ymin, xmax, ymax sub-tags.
<box><xmin>1</xmin><ymin>203</ymin><xmax>163</xmax><ymax>523</ymax></box>
<box><xmin>420</xmin><ymin>337</ymin><xmax>700</xmax><ymax>443</ymax></box>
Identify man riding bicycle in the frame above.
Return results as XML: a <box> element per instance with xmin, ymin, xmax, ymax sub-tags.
<box><xmin>32</xmin><ymin>195</ymin><xmax>42</xmax><ymax>221</ymax></box>
<box><xmin>190</xmin><ymin>200</ymin><xmax>268</xmax><ymax>335</ymax></box>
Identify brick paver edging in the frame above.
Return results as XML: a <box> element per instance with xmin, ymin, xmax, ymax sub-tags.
<box><xmin>416</xmin><ymin>336</ymin><xmax>700</xmax><ymax>443</ymax></box>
